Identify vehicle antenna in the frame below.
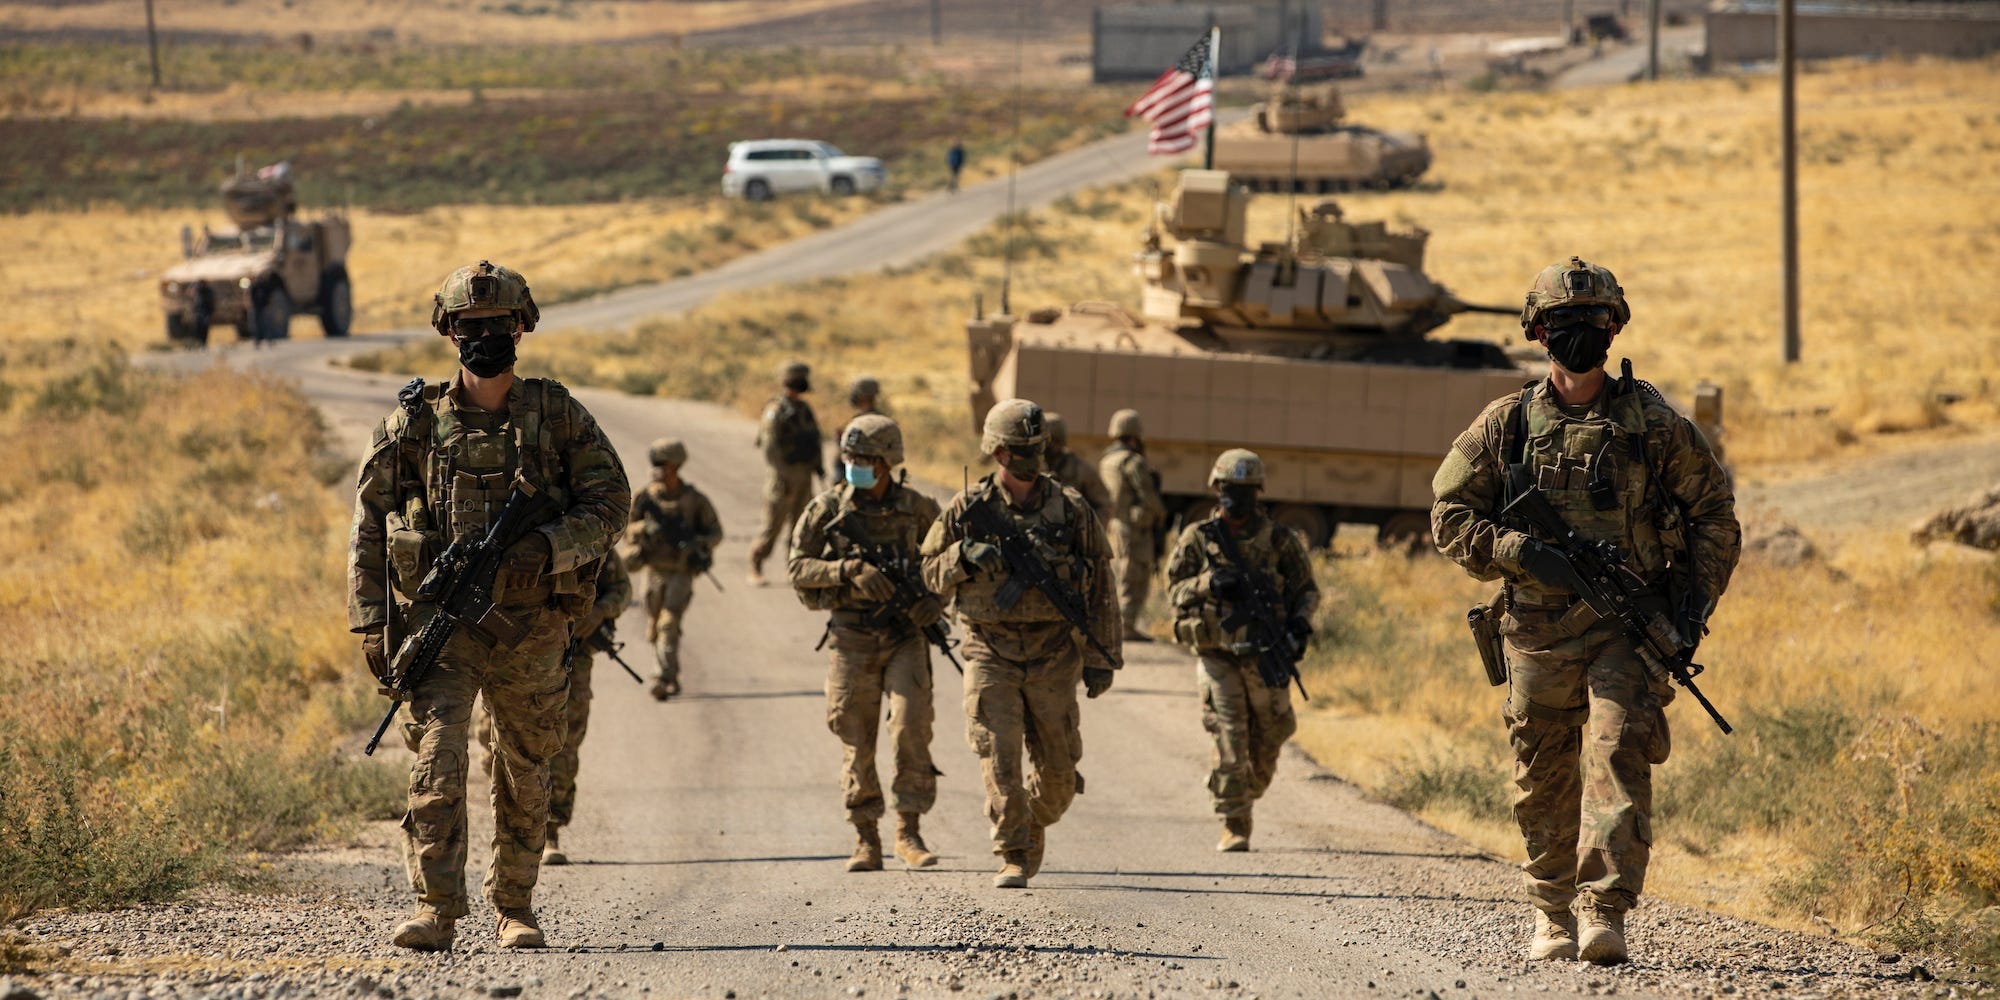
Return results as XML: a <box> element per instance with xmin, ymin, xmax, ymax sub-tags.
<box><xmin>1285</xmin><ymin>29</ymin><xmax>1303</xmax><ymax>255</ymax></box>
<box><xmin>999</xmin><ymin>0</ymin><xmax>1025</xmax><ymax>316</ymax></box>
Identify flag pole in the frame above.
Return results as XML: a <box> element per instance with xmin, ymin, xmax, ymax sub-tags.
<box><xmin>1202</xmin><ymin>24</ymin><xmax>1219</xmax><ymax>169</ymax></box>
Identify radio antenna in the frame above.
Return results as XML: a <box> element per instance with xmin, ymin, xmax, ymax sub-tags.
<box><xmin>999</xmin><ymin>2</ymin><xmax>1025</xmax><ymax>315</ymax></box>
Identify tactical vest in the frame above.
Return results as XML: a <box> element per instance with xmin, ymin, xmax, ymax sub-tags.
<box><xmin>953</xmin><ymin>477</ymin><xmax>1094</xmax><ymax>626</ymax></box>
<box><xmin>1174</xmin><ymin>515</ymin><xmax>1286</xmax><ymax>651</ymax></box>
<box><xmin>770</xmin><ymin>397</ymin><xmax>821</xmax><ymax>467</ymax></box>
<box><xmin>631</xmin><ymin>481</ymin><xmax>710</xmax><ymax>573</ymax></box>
<box><xmin>803</xmin><ymin>483</ymin><xmax>933</xmax><ymax>613</ymax></box>
<box><xmin>382</xmin><ymin>377</ymin><xmax>592</xmax><ymax>609</ymax></box>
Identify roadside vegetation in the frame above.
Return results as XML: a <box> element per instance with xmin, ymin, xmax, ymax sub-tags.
<box><xmin>349</xmin><ymin>55</ymin><xmax>2000</xmax><ymax>962</ymax></box>
<box><xmin>0</xmin><ymin>343</ymin><xmax>399</xmax><ymax>931</ymax></box>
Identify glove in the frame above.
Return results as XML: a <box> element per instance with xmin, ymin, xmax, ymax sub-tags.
<box><xmin>361</xmin><ymin>631</ymin><xmax>389</xmax><ymax>682</ymax></box>
<box><xmin>1209</xmin><ymin>569</ymin><xmax>1246</xmax><ymax>601</ymax></box>
<box><xmin>1286</xmin><ymin>615</ymin><xmax>1313</xmax><ymax>647</ymax></box>
<box><xmin>1083</xmin><ymin>667</ymin><xmax>1115</xmax><ymax>699</ymax></box>
<box><xmin>844</xmin><ymin>559</ymin><xmax>896</xmax><ymax>602</ymax></box>
<box><xmin>908</xmin><ymin>595</ymin><xmax>945</xmax><ymax>629</ymax></box>
<box><xmin>961</xmin><ymin>539</ymin><xmax>1006</xmax><ymax>577</ymax></box>
<box><xmin>497</xmin><ymin>531</ymin><xmax>552</xmax><ymax>598</ymax></box>
<box><xmin>1516</xmin><ymin>538</ymin><xmax>1592</xmax><ymax>597</ymax></box>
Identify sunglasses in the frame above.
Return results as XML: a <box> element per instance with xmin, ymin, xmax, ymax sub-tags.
<box><xmin>1542</xmin><ymin>305</ymin><xmax>1615</xmax><ymax>330</ymax></box>
<box><xmin>451</xmin><ymin>314</ymin><xmax>517</xmax><ymax>339</ymax></box>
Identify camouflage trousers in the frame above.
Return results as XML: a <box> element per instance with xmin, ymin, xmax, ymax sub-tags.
<box><xmin>396</xmin><ymin>602</ymin><xmax>570</xmax><ymax>920</ymax></box>
<box><xmin>476</xmin><ymin>647</ymin><xmax>594</xmax><ymax>830</ymax></box>
<box><xmin>1108</xmin><ymin>520</ymin><xmax>1155</xmax><ymax>634</ymax></box>
<box><xmin>1504</xmin><ymin>613</ymin><xmax>1670</xmax><ymax>917</ymax></box>
<box><xmin>824</xmin><ymin>624</ymin><xmax>936</xmax><ymax>825</ymax></box>
<box><xmin>962</xmin><ymin>622</ymin><xmax>1084</xmax><ymax>855</ymax></box>
<box><xmin>750</xmin><ymin>464</ymin><xmax>817</xmax><ymax>569</ymax></box>
<box><xmin>1198</xmin><ymin>651</ymin><xmax>1297</xmax><ymax>817</ymax></box>
<box><xmin>642</xmin><ymin>569</ymin><xmax>695</xmax><ymax>686</ymax></box>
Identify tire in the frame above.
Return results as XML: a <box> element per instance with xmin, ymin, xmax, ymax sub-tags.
<box><xmin>1376</xmin><ymin>511</ymin><xmax>1433</xmax><ymax>554</ymax></box>
<box><xmin>829</xmin><ymin>175</ymin><xmax>855</xmax><ymax>197</ymax></box>
<box><xmin>187</xmin><ymin>286</ymin><xmax>212</xmax><ymax>345</ymax></box>
<box><xmin>1271</xmin><ymin>503</ymin><xmax>1333</xmax><ymax>549</ymax></box>
<box><xmin>744</xmin><ymin>179</ymin><xmax>772</xmax><ymax>202</ymax></box>
<box><xmin>317</xmin><ymin>267</ymin><xmax>353</xmax><ymax>338</ymax></box>
<box><xmin>253</xmin><ymin>282</ymin><xmax>293</xmax><ymax>342</ymax></box>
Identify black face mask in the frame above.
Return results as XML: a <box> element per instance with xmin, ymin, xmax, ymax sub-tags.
<box><xmin>458</xmin><ymin>332</ymin><xmax>517</xmax><ymax>378</ymax></box>
<box><xmin>1545</xmin><ymin>324</ymin><xmax>1611</xmax><ymax>374</ymax></box>
<box><xmin>1000</xmin><ymin>447</ymin><xmax>1042</xmax><ymax>480</ymax></box>
<box><xmin>1218</xmin><ymin>485</ymin><xmax>1259</xmax><ymax>520</ymax></box>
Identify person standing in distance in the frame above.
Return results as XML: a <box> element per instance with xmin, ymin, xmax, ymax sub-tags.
<box><xmin>1043</xmin><ymin>413</ymin><xmax>1111</xmax><ymax>522</ymax></box>
<box><xmin>1098</xmin><ymin>408</ymin><xmax>1167</xmax><ymax>642</ymax></box>
<box><xmin>946</xmin><ymin>141</ymin><xmax>966</xmax><ymax>193</ymax></box>
<box><xmin>624</xmin><ymin>438</ymin><xmax>723</xmax><ymax>700</ymax></box>
<box><xmin>349</xmin><ymin>260</ymin><xmax>629</xmax><ymax>951</ymax></box>
<box><xmin>787</xmin><ymin>414</ymin><xmax>945</xmax><ymax>873</ymax></box>
<box><xmin>921</xmin><ymin>399</ymin><xmax>1122</xmax><ymax>889</ymax></box>
<box><xmin>1432</xmin><ymin>257</ymin><xmax>1739</xmax><ymax>966</ymax></box>
<box><xmin>749</xmin><ymin>360</ymin><xmax>822</xmax><ymax>587</ymax></box>
<box><xmin>1165</xmin><ymin>449</ymin><xmax>1318</xmax><ymax>852</ymax></box>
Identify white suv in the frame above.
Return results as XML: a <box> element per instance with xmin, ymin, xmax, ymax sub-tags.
<box><xmin>721</xmin><ymin>139</ymin><xmax>887</xmax><ymax>201</ymax></box>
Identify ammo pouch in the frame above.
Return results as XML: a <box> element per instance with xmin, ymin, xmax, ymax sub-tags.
<box><xmin>1467</xmin><ymin>588</ymin><xmax>1509</xmax><ymax>687</ymax></box>
<box><xmin>1172</xmin><ymin>601</ymin><xmax>1226</xmax><ymax>650</ymax></box>
<box><xmin>553</xmin><ymin>561</ymin><xmax>597</xmax><ymax>618</ymax></box>
<box><xmin>385</xmin><ymin>511</ymin><xmax>440</xmax><ymax>597</ymax></box>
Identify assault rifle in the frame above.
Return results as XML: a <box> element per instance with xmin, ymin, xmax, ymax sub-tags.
<box><xmin>569</xmin><ymin>623</ymin><xmax>645</xmax><ymax>685</ymax></box>
<box><xmin>367</xmin><ymin>477</ymin><xmax>557</xmax><ymax>755</ymax></box>
<box><xmin>1499</xmin><ymin>481</ymin><xmax>1733</xmax><ymax>735</ymax></box>
<box><xmin>959</xmin><ymin>492</ymin><xmax>1120</xmax><ymax>667</ymax></box>
<box><xmin>825</xmin><ymin>512</ymin><xmax>964</xmax><ymax>674</ymax></box>
<box><xmin>1205</xmin><ymin>520</ymin><xmax>1310</xmax><ymax>699</ymax></box>
<box><xmin>636</xmin><ymin>494</ymin><xmax>723</xmax><ymax>592</ymax></box>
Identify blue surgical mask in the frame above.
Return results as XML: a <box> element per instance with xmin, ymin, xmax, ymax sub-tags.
<box><xmin>845</xmin><ymin>462</ymin><xmax>878</xmax><ymax>489</ymax></box>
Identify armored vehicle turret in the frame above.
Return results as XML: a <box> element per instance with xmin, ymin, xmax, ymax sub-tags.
<box><xmin>1212</xmin><ymin>84</ymin><xmax>1431</xmax><ymax>192</ymax></box>
<box><xmin>159</xmin><ymin>162</ymin><xmax>354</xmax><ymax>346</ymax></box>
<box><xmin>966</xmin><ymin>169</ymin><xmax>1526</xmax><ymax>546</ymax></box>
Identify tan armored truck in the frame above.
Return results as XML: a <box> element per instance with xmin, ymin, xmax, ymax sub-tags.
<box><xmin>1212</xmin><ymin>85</ymin><xmax>1431</xmax><ymax>192</ymax></box>
<box><xmin>160</xmin><ymin>163</ymin><xmax>353</xmax><ymax>345</ymax></box>
<box><xmin>965</xmin><ymin>169</ymin><xmax>1526</xmax><ymax>546</ymax></box>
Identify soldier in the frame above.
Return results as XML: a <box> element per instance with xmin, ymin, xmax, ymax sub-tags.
<box><xmin>748</xmin><ymin>361</ymin><xmax>823</xmax><ymax>587</ymax></box>
<box><xmin>1043</xmin><ymin>413</ymin><xmax>1111</xmax><ymax>520</ymax></box>
<box><xmin>349</xmin><ymin>260</ymin><xmax>629</xmax><ymax>951</ymax></box>
<box><xmin>475</xmin><ymin>556</ymin><xmax>632</xmax><ymax>865</ymax></box>
<box><xmin>1165</xmin><ymin>449</ymin><xmax>1318</xmax><ymax>852</ymax></box>
<box><xmin>830</xmin><ymin>376</ymin><xmax>885</xmax><ymax>488</ymax></box>
<box><xmin>624</xmin><ymin>438</ymin><xmax>723</xmax><ymax>700</ymax></box>
<box><xmin>787</xmin><ymin>414</ymin><xmax>945</xmax><ymax>873</ymax></box>
<box><xmin>921</xmin><ymin>398</ymin><xmax>1122</xmax><ymax>889</ymax></box>
<box><xmin>1098</xmin><ymin>408</ymin><xmax>1167</xmax><ymax>642</ymax></box>
<box><xmin>1432</xmin><ymin>258</ymin><xmax>1739</xmax><ymax>966</ymax></box>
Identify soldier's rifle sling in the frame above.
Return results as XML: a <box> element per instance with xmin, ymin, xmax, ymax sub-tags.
<box><xmin>962</xmin><ymin>496</ymin><xmax>1119</xmax><ymax>668</ymax></box>
<box><xmin>826</xmin><ymin>514</ymin><xmax>964</xmax><ymax>675</ymax></box>
<box><xmin>640</xmin><ymin>491</ymin><xmax>724</xmax><ymax>592</ymax></box>
<box><xmin>1205</xmin><ymin>520</ymin><xmax>1309</xmax><ymax>700</ymax></box>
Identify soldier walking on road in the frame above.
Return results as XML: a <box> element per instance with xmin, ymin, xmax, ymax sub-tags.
<box><xmin>624</xmin><ymin>438</ymin><xmax>723</xmax><ymax>700</ymax></box>
<box><xmin>476</xmin><ymin>556</ymin><xmax>632</xmax><ymax>865</ymax></box>
<box><xmin>1166</xmin><ymin>450</ymin><xmax>1319</xmax><ymax>852</ymax></box>
<box><xmin>749</xmin><ymin>361</ymin><xmax>823</xmax><ymax>587</ymax></box>
<box><xmin>1044</xmin><ymin>413</ymin><xmax>1111</xmax><ymax>521</ymax></box>
<box><xmin>922</xmin><ymin>399</ymin><xmax>1122</xmax><ymax>889</ymax></box>
<box><xmin>1432</xmin><ymin>258</ymin><xmax>1739</xmax><ymax>966</ymax></box>
<box><xmin>788</xmin><ymin>415</ymin><xmax>946</xmax><ymax>873</ymax></box>
<box><xmin>349</xmin><ymin>260</ymin><xmax>629</xmax><ymax>952</ymax></box>
<box><xmin>1099</xmin><ymin>408</ymin><xmax>1167</xmax><ymax>642</ymax></box>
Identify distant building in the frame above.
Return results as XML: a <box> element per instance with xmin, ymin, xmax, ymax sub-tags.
<box><xmin>1706</xmin><ymin>0</ymin><xmax>2000</xmax><ymax>62</ymax></box>
<box><xmin>1092</xmin><ymin>2</ymin><xmax>1327</xmax><ymax>82</ymax></box>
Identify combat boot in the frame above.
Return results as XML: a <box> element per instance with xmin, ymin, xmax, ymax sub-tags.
<box><xmin>1528</xmin><ymin>908</ymin><xmax>1579</xmax><ymax>962</ymax></box>
<box><xmin>747</xmin><ymin>560</ymin><xmax>768</xmax><ymax>588</ymax></box>
<box><xmin>993</xmin><ymin>850</ymin><xmax>1030</xmax><ymax>889</ymax></box>
<box><xmin>541</xmin><ymin>825</ymin><xmax>567</xmax><ymax>866</ymax></box>
<box><xmin>846</xmin><ymin>823</ymin><xmax>883</xmax><ymax>872</ymax></box>
<box><xmin>893</xmin><ymin>812</ymin><xmax>937</xmax><ymax>869</ymax></box>
<box><xmin>389</xmin><ymin>909</ymin><xmax>455</xmax><ymax>951</ymax></box>
<box><xmin>1217</xmin><ymin>815</ymin><xmax>1252</xmax><ymax>853</ymax></box>
<box><xmin>1578</xmin><ymin>909</ymin><xmax>1627</xmax><ymax>965</ymax></box>
<box><xmin>496</xmin><ymin>907</ymin><xmax>546</xmax><ymax>949</ymax></box>
<box><xmin>650</xmin><ymin>676</ymin><xmax>674</xmax><ymax>702</ymax></box>
<box><xmin>1024</xmin><ymin>821</ymin><xmax>1045</xmax><ymax>878</ymax></box>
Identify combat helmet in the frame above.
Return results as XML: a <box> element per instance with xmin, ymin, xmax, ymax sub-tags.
<box><xmin>839</xmin><ymin>413</ymin><xmax>904</xmax><ymax>468</ymax></box>
<box><xmin>1520</xmin><ymin>256</ymin><xmax>1629</xmax><ymax>339</ymax></box>
<box><xmin>980</xmin><ymin>398</ymin><xmax>1047</xmax><ymax>455</ymax></box>
<box><xmin>1209</xmin><ymin>448</ymin><xmax>1266</xmax><ymax>488</ymax></box>
<box><xmin>848</xmin><ymin>376</ymin><xmax>881</xmax><ymax>405</ymax></box>
<box><xmin>1045</xmin><ymin>412</ymin><xmax>1070</xmax><ymax>449</ymax></box>
<box><xmin>780</xmin><ymin>360</ymin><xmax>812</xmax><ymax>390</ymax></box>
<box><xmin>1107</xmin><ymin>408</ymin><xmax>1144</xmax><ymax>439</ymax></box>
<box><xmin>648</xmin><ymin>438</ymin><xmax>688</xmax><ymax>468</ymax></box>
<box><xmin>431</xmin><ymin>260</ymin><xmax>540</xmax><ymax>335</ymax></box>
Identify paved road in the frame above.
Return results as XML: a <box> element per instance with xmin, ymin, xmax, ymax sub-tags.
<box><xmin>1553</xmin><ymin>26</ymin><xmax>1706</xmax><ymax>89</ymax></box>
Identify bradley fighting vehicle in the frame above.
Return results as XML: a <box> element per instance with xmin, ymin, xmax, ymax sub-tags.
<box><xmin>159</xmin><ymin>162</ymin><xmax>353</xmax><ymax>345</ymax></box>
<box><xmin>1212</xmin><ymin>85</ymin><xmax>1431</xmax><ymax>192</ymax></box>
<box><xmin>965</xmin><ymin>169</ymin><xmax>1528</xmax><ymax>547</ymax></box>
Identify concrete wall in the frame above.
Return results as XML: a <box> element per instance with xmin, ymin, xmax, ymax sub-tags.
<box><xmin>1093</xmin><ymin>2</ymin><xmax>1326</xmax><ymax>81</ymax></box>
<box><xmin>1706</xmin><ymin>3</ymin><xmax>2000</xmax><ymax>62</ymax></box>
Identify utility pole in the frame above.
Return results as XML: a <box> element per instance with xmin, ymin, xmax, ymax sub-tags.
<box><xmin>1562</xmin><ymin>0</ymin><xmax>1574</xmax><ymax>42</ymax></box>
<box><xmin>1645</xmin><ymin>0</ymin><xmax>1661</xmax><ymax>80</ymax></box>
<box><xmin>1372</xmin><ymin>0</ymin><xmax>1388</xmax><ymax>32</ymax></box>
<box><xmin>1780</xmin><ymin>0</ymin><xmax>1800</xmax><ymax>362</ymax></box>
<box><xmin>144</xmin><ymin>0</ymin><xmax>162</xmax><ymax>88</ymax></box>
<box><xmin>930</xmin><ymin>0</ymin><xmax>941</xmax><ymax>45</ymax></box>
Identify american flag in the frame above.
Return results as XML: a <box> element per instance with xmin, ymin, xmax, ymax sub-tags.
<box><xmin>1123</xmin><ymin>34</ymin><xmax>1215</xmax><ymax>156</ymax></box>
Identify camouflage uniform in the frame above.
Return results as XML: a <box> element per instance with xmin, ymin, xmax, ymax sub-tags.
<box><xmin>1044</xmin><ymin>413</ymin><xmax>1111</xmax><ymax>521</ymax></box>
<box><xmin>1165</xmin><ymin>456</ymin><xmax>1318</xmax><ymax>834</ymax></box>
<box><xmin>1431</xmin><ymin>258</ymin><xmax>1739</xmax><ymax>956</ymax></box>
<box><xmin>749</xmin><ymin>362</ymin><xmax>823</xmax><ymax>579</ymax></box>
<box><xmin>788</xmin><ymin>414</ymin><xmax>945</xmax><ymax>870</ymax></box>
<box><xmin>625</xmin><ymin>474</ymin><xmax>723</xmax><ymax>697</ymax></box>
<box><xmin>1098</xmin><ymin>410</ymin><xmax>1167</xmax><ymax>639</ymax></box>
<box><xmin>922</xmin><ymin>400</ymin><xmax>1121</xmax><ymax>885</ymax></box>
<box><xmin>350</xmin><ymin>369</ymin><xmax>628</xmax><ymax>930</ymax></box>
